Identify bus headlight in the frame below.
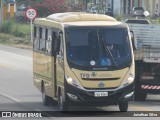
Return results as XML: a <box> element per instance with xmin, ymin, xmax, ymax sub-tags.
<box><xmin>128</xmin><ymin>74</ymin><xmax>134</xmax><ymax>84</ymax></box>
<box><xmin>123</xmin><ymin>73</ymin><xmax>135</xmax><ymax>87</ymax></box>
<box><xmin>65</xmin><ymin>76</ymin><xmax>83</xmax><ymax>89</ymax></box>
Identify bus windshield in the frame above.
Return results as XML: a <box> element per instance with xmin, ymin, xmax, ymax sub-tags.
<box><xmin>66</xmin><ymin>27</ymin><xmax>131</xmax><ymax>70</ymax></box>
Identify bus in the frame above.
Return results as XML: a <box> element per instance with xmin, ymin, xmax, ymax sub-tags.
<box><xmin>33</xmin><ymin>12</ymin><xmax>135</xmax><ymax>112</ymax></box>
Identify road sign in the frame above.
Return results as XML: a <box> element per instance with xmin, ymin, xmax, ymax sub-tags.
<box><xmin>25</xmin><ymin>8</ymin><xmax>37</xmax><ymax>43</ymax></box>
<box><xmin>25</xmin><ymin>8</ymin><xmax>37</xmax><ymax>20</ymax></box>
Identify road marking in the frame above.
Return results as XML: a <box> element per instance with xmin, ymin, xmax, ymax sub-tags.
<box><xmin>0</xmin><ymin>92</ymin><xmax>21</xmax><ymax>103</ymax></box>
<box><xmin>129</xmin><ymin>104</ymin><xmax>152</xmax><ymax>111</ymax></box>
<box><xmin>0</xmin><ymin>50</ymin><xmax>32</xmax><ymax>60</ymax></box>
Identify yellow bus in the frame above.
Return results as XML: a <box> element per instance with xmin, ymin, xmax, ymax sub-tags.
<box><xmin>33</xmin><ymin>12</ymin><xmax>135</xmax><ymax>112</ymax></box>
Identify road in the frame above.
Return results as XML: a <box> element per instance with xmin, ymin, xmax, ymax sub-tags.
<box><xmin>0</xmin><ymin>45</ymin><xmax>160</xmax><ymax>119</ymax></box>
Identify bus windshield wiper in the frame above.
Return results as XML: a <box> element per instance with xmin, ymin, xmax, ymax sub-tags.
<box><xmin>101</xmin><ymin>38</ymin><xmax>118</xmax><ymax>67</ymax></box>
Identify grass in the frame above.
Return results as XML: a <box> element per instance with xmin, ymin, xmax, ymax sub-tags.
<box><xmin>0</xmin><ymin>19</ymin><xmax>30</xmax><ymax>36</ymax></box>
<box><xmin>0</xmin><ymin>33</ymin><xmax>32</xmax><ymax>49</ymax></box>
<box><xmin>13</xmin><ymin>23</ymin><xmax>31</xmax><ymax>37</ymax></box>
<box><xmin>0</xmin><ymin>19</ymin><xmax>32</xmax><ymax>49</ymax></box>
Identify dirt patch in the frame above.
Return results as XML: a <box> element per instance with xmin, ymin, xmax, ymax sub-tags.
<box><xmin>12</xmin><ymin>44</ymin><xmax>33</xmax><ymax>50</ymax></box>
<box><xmin>0</xmin><ymin>33</ymin><xmax>32</xmax><ymax>50</ymax></box>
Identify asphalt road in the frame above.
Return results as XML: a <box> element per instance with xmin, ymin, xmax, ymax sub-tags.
<box><xmin>0</xmin><ymin>45</ymin><xmax>160</xmax><ymax>119</ymax></box>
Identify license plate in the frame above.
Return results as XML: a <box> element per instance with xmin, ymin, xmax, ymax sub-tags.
<box><xmin>94</xmin><ymin>92</ymin><xmax>108</xmax><ymax>97</ymax></box>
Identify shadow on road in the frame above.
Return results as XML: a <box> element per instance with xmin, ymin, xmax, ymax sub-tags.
<box><xmin>1</xmin><ymin>101</ymin><xmax>160</xmax><ymax>117</ymax></box>
<box><xmin>0</xmin><ymin>100</ymin><xmax>124</xmax><ymax>117</ymax></box>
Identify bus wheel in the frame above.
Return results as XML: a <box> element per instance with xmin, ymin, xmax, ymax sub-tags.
<box><xmin>118</xmin><ymin>101</ymin><xmax>128</xmax><ymax>112</ymax></box>
<box><xmin>58</xmin><ymin>89</ymin><xmax>69</xmax><ymax>111</ymax></box>
<box><xmin>42</xmin><ymin>85</ymin><xmax>52</xmax><ymax>106</ymax></box>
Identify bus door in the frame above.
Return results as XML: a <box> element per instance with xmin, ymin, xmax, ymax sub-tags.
<box><xmin>55</xmin><ymin>33</ymin><xmax>65</xmax><ymax>95</ymax></box>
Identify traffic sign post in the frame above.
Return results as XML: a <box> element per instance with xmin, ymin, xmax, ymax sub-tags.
<box><xmin>25</xmin><ymin>8</ymin><xmax>37</xmax><ymax>43</ymax></box>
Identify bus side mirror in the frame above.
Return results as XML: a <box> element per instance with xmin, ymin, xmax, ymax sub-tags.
<box><xmin>130</xmin><ymin>31</ymin><xmax>136</xmax><ymax>50</ymax></box>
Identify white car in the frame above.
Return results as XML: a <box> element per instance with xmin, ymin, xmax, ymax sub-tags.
<box><xmin>131</xmin><ymin>7</ymin><xmax>145</xmax><ymax>17</ymax></box>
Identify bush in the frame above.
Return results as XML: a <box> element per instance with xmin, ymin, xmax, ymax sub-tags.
<box><xmin>0</xmin><ymin>19</ymin><xmax>30</xmax><ymax>38</ymax></box>
<box><xmin>0</xmin><ymin>19</ymin><xmax>14</xmax><ymax>34</ymax></box>
<box><xmin>115</xmin><ymin>15</ymin><xmax>124</xmax><ymax>21</ymax></box>
<box><xmin>13</xmin><ymin>29</ymin><xmax>25</xmax><ymax>37</ymax></box>
<box><xmin>158</xmin><ymin>18</ymin><xmax>160</xmax><ymax>24</ymax></box>
<box><xmin>13</xmin><ymin>24</ymin><xmax>30</xmax><ymax>37</ymax></box>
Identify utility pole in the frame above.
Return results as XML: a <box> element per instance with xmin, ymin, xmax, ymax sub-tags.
<box><xmin>0</xmin><ymin>0</ymin><xmax>4</xmax><ymax>25</ymax></box>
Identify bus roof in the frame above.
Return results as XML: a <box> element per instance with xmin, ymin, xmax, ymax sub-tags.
<box><xmin>45</xmin><ymin>12</ymin><xmax>117</xmax><ymax>22</ymax></box>
<box><xmin>34</xmin><ymin>12</ymin><xmax>125</xmax><ymax>28</ymax></box>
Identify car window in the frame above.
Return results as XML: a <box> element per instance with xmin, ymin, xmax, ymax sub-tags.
<box><xmin>18</xmin><ymin>4</ymin><xmax>26</xmax><ymax>11</ymax></box>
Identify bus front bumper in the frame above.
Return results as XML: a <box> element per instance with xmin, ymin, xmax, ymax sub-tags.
<box><xmin>65</xmin><ymin>83</ymin><xmax>134</xmax><ymax>106</ymax></box>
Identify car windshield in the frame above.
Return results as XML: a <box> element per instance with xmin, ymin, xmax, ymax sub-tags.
<box><xmin>106</xmin><ymin>8</ymin><xmax>112</xmax><ymax>11</ymax></box>
<box><xmin>134</xmin><ymin>7</ymin><xmax>144</xmax><ymax>11</ymax></box>
<box><xmin>18</xmin><ymin>4</ymin><xmax>25</xmax><ymax>11</ymax></box>
<box><xmin>65</xmin><ymin>27</ymin><xmax>131</xmax><ymax>70</ymax></box>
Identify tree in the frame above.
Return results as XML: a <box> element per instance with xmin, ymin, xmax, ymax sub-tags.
<box><xmin>15</xmin><ymin>0</ymin><xmax>66</xmax><ymax>17</ymax></box>
<box><xmin>66</xmin><ymin>0</ymin><xmax>86</xmax><ymax>12</ymax></box>
<box><xmin>34</xmin><ymin>0</ymin><xmax>66</xmax><ymax>17</ymax></box>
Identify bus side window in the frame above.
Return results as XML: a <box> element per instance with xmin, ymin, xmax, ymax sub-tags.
<box><xmin>40</xmin><ymin>27</ymin><xmax>46</xmax><ymax>52</ymax></box>
<box><xmin>59</xmin><ymin>33</ymin><xmax>64</xmax><ymax>58</ymax></box>
<box><xmin>46</xmin><ymin>28</ymin><xmax>52</xmax><ymax>54</ymax></box>
<box><xmin>34</xmin><ymin>26</ymin><xmax>40</xmax><ymax>50</ymax></box>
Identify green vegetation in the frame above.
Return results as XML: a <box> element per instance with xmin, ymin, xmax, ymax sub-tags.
<box><xmin>0</xmin><ymin>19</ymin><xmax>30</xmax><ymax>37</ymax></box>
<box><xmin>0</xmin><ymin>19</ymin><xmax>31</xmax><ymax>49</ymax></box>
<box><xmin>0</xmin><ymin>33</ymin><xmax>32</xmax><ymax>49</ymax></box>
<box><xmin>149</xmin><ymin>17</ymin><xmax>160</xmax><ymax>24</ymax></box>
<box><xmin>115</xmin><ymin>14</ymin><xmax>124</xmax><ymax>22</ymax></box>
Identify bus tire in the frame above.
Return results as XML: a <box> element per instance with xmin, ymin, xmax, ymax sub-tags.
<box><xmin>58</xmin><ymin>89</ymin><xmax>69</xmax><ymax>111</ymax></box>
<box><xmin>42</xmin><ymin>84</ymin><xmax>52</xmax><ymax>106</ymax></box>
<box><xmin>118</xmin><ymin>101</ymin><xmax>128</xmax><ymax>112</ymax></box>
